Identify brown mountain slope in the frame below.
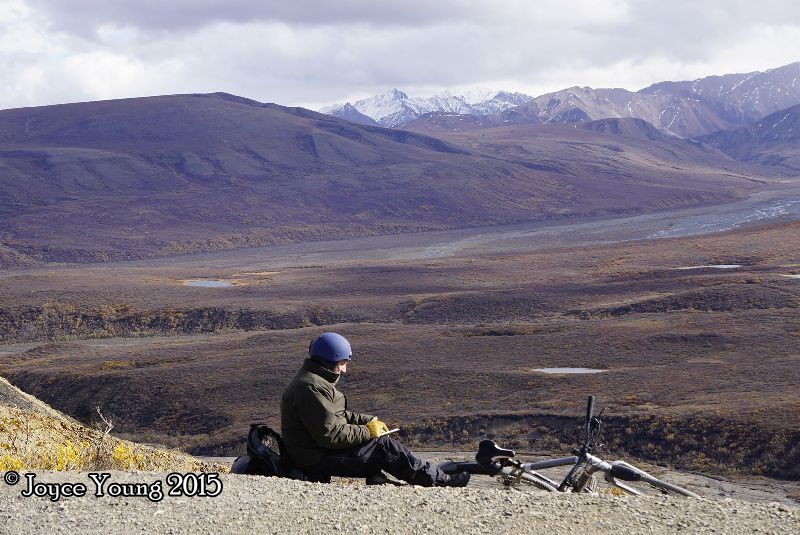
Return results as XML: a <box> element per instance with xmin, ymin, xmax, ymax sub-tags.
<box><xmin>500</xmin><ymin>87</ymin><xmax>734</xmax><ymax>139</ymax></box>
<box><xmin>642</xmin><ymin>61</ymin><xmax>800</xmax><ymax>126</ymax></box>
<box><xmin>697</xmin><ymin>104</ymin><xmax>800</xmax><ymax>170</ymax></box>
<box><xmin>0</xmin><ymin>94</ymin><xmax>776</xmax><ymax>266</ymax></box>
<box><xmin>421</xmin><ymin>118</ymin><xmax>777</xmax><ymax>212</ymax></box>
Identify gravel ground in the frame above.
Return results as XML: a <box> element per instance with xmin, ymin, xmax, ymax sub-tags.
<box><xmin>202</xmin><ymin>452</ymin><xmax>800</xmax><ymax>505</ymax></box>
<box><xmin>1</xmin><ymin>470</ymin><xmax>798</xmax><ymax>535</ymax></box>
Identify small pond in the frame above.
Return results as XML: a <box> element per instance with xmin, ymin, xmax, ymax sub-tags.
<box><xmin>533</xmin><ymin>368</ymin><xmax>607</xmax><ymax>374</ymax></box>
<box><xmin>674</xmin><ymin>265</ymin><xmax>741</xmax><ymax>270</ymax></box>
<box><xmin>183</xmin><ymin>279</ymin><xmax>235</xmax><ymax>287</ymax></box>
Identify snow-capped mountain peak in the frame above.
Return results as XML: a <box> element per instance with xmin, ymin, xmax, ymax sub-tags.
<box><xmin>459</xmin><ymin>87</ymin><xmax>505</xmax><ymax>104</ymax></box>
<box><xmin>388</xmin><ymin>88</ymin><xmax>409</xmax><ymax>100</ymax></box>
<box><xmin>323</xmin><ymin>88</ymin><xmax>534</xmax><ymax>128</ymax></box>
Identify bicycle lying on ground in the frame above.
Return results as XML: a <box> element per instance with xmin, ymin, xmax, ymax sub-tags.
<box><xmin>439</xmin><ymin>396</ymin><xmax>700</xmax><ymax>497</ymax></box>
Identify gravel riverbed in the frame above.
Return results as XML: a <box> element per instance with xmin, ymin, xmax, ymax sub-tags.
<box><xmin>1</xmin><ymin>470</ymin><xmax>798</xmax><ymax>535</ymax></box>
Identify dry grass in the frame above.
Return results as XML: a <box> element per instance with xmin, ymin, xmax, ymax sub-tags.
<box><xmin>0</xmin><ymin>404</ymin><xmax>225</xmax><ymax>473</ymax></box>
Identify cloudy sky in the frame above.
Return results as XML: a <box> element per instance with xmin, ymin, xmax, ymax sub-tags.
<box><xmin>2</xmin><ymin>0</ymin><xmax>799</xmax><ymax>111</ymax></box>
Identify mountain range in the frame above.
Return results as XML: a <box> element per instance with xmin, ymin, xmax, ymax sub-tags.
<box><xmin>0</xmin><ymin>92</ymin><xmax>779</xmax><ymax>267</ymax></box>
<box><xmin>324</xmin><ymin>62</ymin><xmax>800</xmax><ymax>138</ymax></box>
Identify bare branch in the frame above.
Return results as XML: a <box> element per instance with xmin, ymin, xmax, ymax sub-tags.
<box><xmin>95</xmin><ymin>406</ymin><xmax>113</xmax><ymax>437</ymax></box>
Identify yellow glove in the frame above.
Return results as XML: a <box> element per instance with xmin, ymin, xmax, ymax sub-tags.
<box><xmin>366</xmin><ymin>418</ymin><xmax>390</xmax><ymax>439</ymax></box>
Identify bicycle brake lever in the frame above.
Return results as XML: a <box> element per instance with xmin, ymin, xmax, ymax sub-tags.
<box><xmin>589</xmin><ymin>407</ymin><xmax>604</xmax><ymax>428</ymax></box>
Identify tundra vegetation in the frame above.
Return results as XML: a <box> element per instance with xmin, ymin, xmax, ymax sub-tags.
<box><xmin>0</xmin><ymin>219</ymin><xmax>798</xmax><ymax>481</ymax></box>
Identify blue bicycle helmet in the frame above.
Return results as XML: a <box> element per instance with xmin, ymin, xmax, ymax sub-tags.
<box><xmin>308</xmin><ymin>332</ymin><xmax>352</xmax><ymax>363</ymax></box>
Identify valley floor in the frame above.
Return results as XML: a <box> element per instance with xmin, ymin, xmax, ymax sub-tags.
<box><xmin>1</xmin><ymin>190</ymin><xmax>799</xmax><ymax>483</ymax></box>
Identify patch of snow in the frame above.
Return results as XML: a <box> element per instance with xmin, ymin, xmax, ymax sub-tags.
<box><xmin>743</xmin><ymin>86</ymin><xmax>761</xmax><ymax>105</ymax></box>
<box><xmin>730</xmin><ymin>74</ymin><xmax>755</xmax><ymax>92</ymax></box>
<box><xmin>318</xmin><ymin>102</ymin><xmax>344</xmax><ymax>113</ymax></box>
<box><xmin>773</xmin><ymin>114</ymin><xmax>790</xmax><ymax>129</ymax></box>
<box><xmin>183</xmin><ymin>279</ymin><xmax>235</xmax><ymax>287</ymax></box>
<box><xmin>459</xmin><ymin>87</ymin><xmax>499</xmax><ymax>104</ymax></box>
<box><xmin>667</xmin><ymin>110</ymin><xmax>678</xmax><ymax>129</ymax></box>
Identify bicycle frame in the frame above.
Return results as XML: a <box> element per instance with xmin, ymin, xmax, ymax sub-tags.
<box><xmin>519</xmin><ymin>455</ymin><xmax>654</xmax><ymax>495</ymax></box>
<box><xmin>519</xmin><ymin>396</ymin><xmax>664</xmax><ymax>494</ymax></box>
<box><xmin>440</xmin><ymin>395</ymin><xmax>700</xmax><ymax>497</ymax></box>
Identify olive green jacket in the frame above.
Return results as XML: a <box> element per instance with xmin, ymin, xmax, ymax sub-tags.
<box><xmin>280</xmin><ymin>359</ymin><xmax>374</xmax><ymax>467</ymax></box>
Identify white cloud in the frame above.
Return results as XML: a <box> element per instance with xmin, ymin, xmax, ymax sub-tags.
<box><xmin>704</xmin><ymin>24</ymin><xmax>800</xmax><ymax>75</ymax></box>
<box><xmin>24</xmin><ymin>0</ymin><xmax>635</xmax><ymax>33</ymax></box>
<box><xmin>62</xmin><ymin>52</ymin><xmax>185</xmax><ymax>100</ymax></box>
<box><xmin>0</xmin><ymin>0</ymin><xmax>29</xmax><ymax>23</ymax></box>
<box><xmin>0</xmin><ymin>0</ymin><xmax>799</xmax><ymax>110</ymax></box>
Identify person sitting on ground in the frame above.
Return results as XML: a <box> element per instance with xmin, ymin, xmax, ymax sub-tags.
<box><xmin>280</xmin><ymin>332</ymin><xmax>470</xmax><ymax>487</ymax></box>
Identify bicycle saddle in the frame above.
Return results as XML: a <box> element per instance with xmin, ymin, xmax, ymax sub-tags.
<box><xmin>476</xmin><ymin>439</ymin><xmax>515</xmax><ymax>465</ymax></box>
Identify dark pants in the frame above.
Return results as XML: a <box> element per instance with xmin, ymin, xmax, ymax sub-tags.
<box><xmin>304</xmin><ymin>436</ymin><xmax>448</xmax><ymax>487</ymax></box>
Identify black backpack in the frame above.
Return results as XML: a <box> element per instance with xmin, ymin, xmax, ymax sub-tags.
<box><xmin>230</xmin><ymin>423</ymin><xmax>318</xmax><ymax>481</ymax></box>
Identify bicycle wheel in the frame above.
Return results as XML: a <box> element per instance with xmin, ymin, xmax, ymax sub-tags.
<box><xmin>607</xmin><ymin>462</ymin><xmax>699</xmax><ymax>498</ymax></box>
<box><xmin>517</xmin><ymin>470</ymin><xmax>559</xmax><ymax>492</ymax></box>
<box><xmin>633</xmin><ymin>472</ymin><xmax>699</xmax><ymax>498</ymax></box>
